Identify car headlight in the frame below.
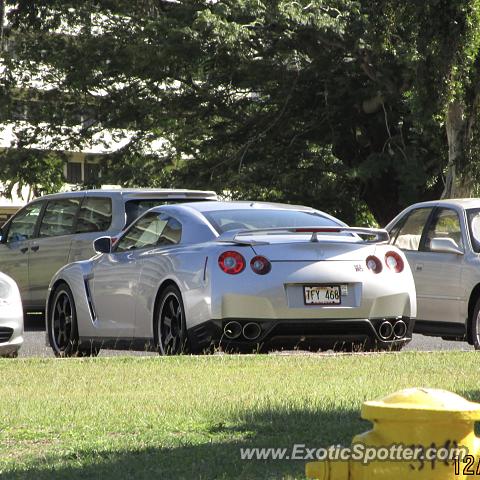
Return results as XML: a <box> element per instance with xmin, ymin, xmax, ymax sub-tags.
<box><xmin>0</xmin><ymin>279</ymin><xmax>13</xmax><ymax>306</ymax></box>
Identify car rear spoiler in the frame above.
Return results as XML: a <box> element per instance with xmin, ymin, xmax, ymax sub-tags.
<box><xmin>216</xmin><ymin>226</ymin><xmax>390</xmax><ymax>245</ymax></box>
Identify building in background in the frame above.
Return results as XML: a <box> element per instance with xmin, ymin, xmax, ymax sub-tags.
<box><xmin>0</xmin><ymin>184</ymin><xmax>28</xmax><ymax>225</ymax></box>
<box><xmin>0</xmin><ymin>150</ymin><xmax>107</xmax><ymax>225</ymax></box>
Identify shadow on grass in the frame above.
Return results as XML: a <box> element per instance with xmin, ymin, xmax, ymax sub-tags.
<box><xmin>2</xmin><ymin>407</ymin><xmax>369</xmax><ymax>480</ymax></box>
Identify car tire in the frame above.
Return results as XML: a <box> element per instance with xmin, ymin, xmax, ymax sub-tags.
<box><xmin>471</xmin><ymin>297</ymin><xmax>480</xmax><ymax>350</ymax></box>
<box><xmin>48</xmin><ymin>282</ymin><xmax>99</xmax><ymax>357</ymax></box>
<box><xmin>154</xmin><ymin>285</ymin><xmax>188</xmax><ymax>355</ymax></box>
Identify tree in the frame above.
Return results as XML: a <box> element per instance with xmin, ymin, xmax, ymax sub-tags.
<box><xmin>2</xmin><ymin>1</ymin><xmax>479</xmax><ymax>224</ymax></box>
<box><xmin>381</xmin><ymin>0</ymin><xmax>480</xmax><ymax>199</ymax></box>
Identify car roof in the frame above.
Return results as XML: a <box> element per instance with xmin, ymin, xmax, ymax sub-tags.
<box><xmin>29</xmin><ymin>188</ymin><xmax>218</xmax><ymax>202</ymax></box>
<box><xmin>151</xmin><ymin>200</ymin><xmax>347</xmax><ymax>227</ymax></box>
<box><xmin>405</xmin><ymin>198</ymin><xmax>480</xmax><ymax>210</ymax></box>
<box><xmin>167</xmin><ymin>200</ymin><xmax>319</xmax><ymax>213</ymax></box>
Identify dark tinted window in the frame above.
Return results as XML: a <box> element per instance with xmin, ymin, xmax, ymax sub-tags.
<box><xmin>67</xmin><ymin>163</ymin><xmax>82</xmax><ymax>183</ymax></box>
<box><xmin>203</xmin><ymin>209</ymin><xmax>341</xmax><ymax>234</ymax></box>
<box><xmin>6</xmin><ymin>202</ymin><xmax>43</xmax><ymax>243</ymax></box>
<box><xmin>124</xmin><ymin>199</ymin><xmax>209</xmax><ymax>228</ymax></box>
<box><xmin>39</xmin><ymin>198</ymin><xmax>81</xmax><ymax>238</ymax></box>
<box><xmin>76</xmin><ymin>197</ymin><xmax>112</xmax><ymax>233</ymax></box>
<box><xmin>85</xmin><ymin>163</ymin><xmax>101</xmax><ymax>183</ymax></box>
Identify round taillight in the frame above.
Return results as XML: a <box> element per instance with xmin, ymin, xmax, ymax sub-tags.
<box><xmin>250</xmin><ymin>256</ymin><xmax>271</xmax><ymax>275</ymax></box>
<box><xmin>385</xmin><ymin>251</ymin><xmax>404</xmax><ymax>273</ymax></box>
<box><xmin>218</xmin><ymin>251</ymin><xmax>245</xmax><ymax>274</ymax></box>
<box><xmin>366</xmin><ymin>255</ymin><xmax>382</xmax><ymax>274</ymax></box>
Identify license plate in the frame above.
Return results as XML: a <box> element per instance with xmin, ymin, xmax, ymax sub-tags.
<box><xmin>303</xmin><ymin>285</ymin><xmax>341</xmax><ymax>305</ymax></box>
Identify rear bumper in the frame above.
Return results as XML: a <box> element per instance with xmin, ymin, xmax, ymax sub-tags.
<box><xmin>187</xmin><ymin>316</ymin><xmax>414</xmax><ymax>353</ymax></box>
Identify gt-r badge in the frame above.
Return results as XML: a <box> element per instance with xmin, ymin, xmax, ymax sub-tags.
<box><xmin>354</xmin><ymin>264</ymin><xmax>363</xmax><ymax>272</ymax></box>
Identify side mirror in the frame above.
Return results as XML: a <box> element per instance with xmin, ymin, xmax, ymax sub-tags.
<box><xmin>93</xmin><ymin>236</ymin><xmax>112</xmax><ymax>254</ymax></box>
<box><xmin>429</xmin><ymin>237</ymin><xmax>464</xmax><ymax>255</ymax></box>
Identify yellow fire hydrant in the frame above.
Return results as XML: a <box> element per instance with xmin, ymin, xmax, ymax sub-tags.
<box><xmin>306</xmin><ymin>388</ymin><xmax>480</xmax><ymax>479</ymax></box>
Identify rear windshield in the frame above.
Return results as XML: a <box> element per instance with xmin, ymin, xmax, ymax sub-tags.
<box><xmin>203</xmin><ymin>209</ymin><xmax>342</xmax><ymax>234</ymax></box>
<box><xmin>124</xmin><ymin>199</ymin><xmax>212</xmax><ymax>228</ymax></box>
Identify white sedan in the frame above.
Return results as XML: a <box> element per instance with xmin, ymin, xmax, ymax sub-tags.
<box><xmin>0</xmin><ymin>272</ymin><xmax>24</xmax><ymax>358</ymax></box>
<box><xmin>386</xmin><ymin>199</ymin><xmax>480</xmax><ymax>349</ymax></box>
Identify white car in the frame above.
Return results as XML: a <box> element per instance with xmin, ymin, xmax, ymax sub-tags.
<box><xmin>0</xmin><ymin>272</ymin><xmax>24</xmax><ymax>358</ymax></box>
<box><xmin>386</xmin><ymin>199</ymin><xmax>480</xmax><ymax>349</ymax></box>
<box><xmin>46</xmin><ymin>201</ymin><xmax>416</xmax><ymax>356</ymax></box>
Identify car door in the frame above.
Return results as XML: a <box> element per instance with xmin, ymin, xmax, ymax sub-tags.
<box><xmin>389</xmin><ymin>207</ymin><xmax>435</xmax><ymax>321</ymax></box>
<box><xmin>68</xmin><ymin>195</ymin><xmax>114</xmax><ymax>263</ymax></box>
<box><xmin>28</xmin><ymin>197</ymin><xmax>82</xmax><ymax>309</ymax></box>
<box><xmin>134</xmin><ymin>215</ymin><xmax>183</xmax><ymax>339</ymax></box>
<box><xmin>391</xmin><ymin>206</ymin><xmax>464</xmax><ymax>323</ymax></box>
<box><xmin>89</xmin><ymin>211</ymin><xmax>170</xmax><ymax>338</ymax></box>
<box><xmin>412</xmin><ymin>207</ymin><xmax>465</xmax><ymax>323</ymax></box>
<box><xmin>0</xmin><ymin>201</ymin><xmax>44</xmax><ymax>306</ymax></box>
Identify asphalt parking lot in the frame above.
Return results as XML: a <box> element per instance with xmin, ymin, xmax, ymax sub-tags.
<box><xmin>20</xmin><ymin>317</ymin><xmax>473</xmax><ymax>357</ymax></box>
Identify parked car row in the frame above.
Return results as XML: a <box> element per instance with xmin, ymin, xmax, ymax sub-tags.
<box><xmin>0</xmin><ymin>188</ymin><xmax>217</xmax><ymax>357</ymax></box>
<box><xmin>0</xmin><ymin>190</ymin><xmax>479</xmax><ymax>357</ymax></box>
<box><xmin>0</xmin><ymin>188</ymin><xmax>218</xmax><ymax>313</ymax></box>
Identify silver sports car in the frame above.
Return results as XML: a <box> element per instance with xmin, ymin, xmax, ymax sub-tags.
<box><xmin>46</xmin><ymin>201</ymin><xmax>416</xmax><ymax>356</ymax></box>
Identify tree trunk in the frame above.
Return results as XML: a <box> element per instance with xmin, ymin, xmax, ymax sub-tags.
<box><xmin>0</xmin><ymin>0</ymin><xmax>4</xmax><ymax>52</ymax></box>
<box><xmin>442</xmin><ymin>100</ymin><xmax>474</xmax><ymax>198</ymax></box>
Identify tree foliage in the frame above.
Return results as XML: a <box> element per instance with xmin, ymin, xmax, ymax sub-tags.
<box><xmin>2</xmin><ymin>1</ymin><xmax>480</xmax><ymax>224</ymax></box>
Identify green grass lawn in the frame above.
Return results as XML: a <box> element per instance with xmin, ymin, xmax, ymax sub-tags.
<box><xmin>1</xmin><ymin>352</ymin><xmax>479</xmax><ymax>479</ymax></box>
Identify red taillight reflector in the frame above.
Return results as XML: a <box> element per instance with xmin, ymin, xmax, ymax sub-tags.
<box><xmin>385</xmin><ymin>251</ymin><xmax>404</xmax><ymax>273</ymax></box>
<box><xmin>366</xmin><ymin>255</ymin><xmax>382</xmax><ymax>274</ymax></box>
<box><xmin>218</xmin><ymin>251</ymin><xmax>245</xmax><ymax>274</ymax></box>
<box><xmin>250</xmin><ymin>256</ymin><xmax>271</xmax><ymax>275</ymax></box>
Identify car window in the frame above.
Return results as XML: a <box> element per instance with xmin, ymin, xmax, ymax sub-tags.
<box><xmin>391</xmin><ymin>208</ymin><xmax>433</xmax><ymax>251</ymax></box>
<box><xmin>425</xmin><ymin>208</ymin><xmax>463</xmax><ymax>251</ymax></box>
<box><xmin>157</xmin><ymin>217</ymin><xmax>182</xmax><ymax>246</ymax></box>
<box><xmin>115</xmin><ymin>213</ymin><xmax>181</xmax><ymax>252</ymax></box>
<box><xmin>124</xmin><ymin>199</ymin><xmax>206</xmax><ymax>228</ymax></box>
<box><xmin>6</xmin><ymin>202</ymin><xmax>43</xmax><ymax>243</ymax></box>
<box><xmin>203</xmin><ymin>209</ymin><xmax>342</xmax><ymax>234</ymax></box>
<box><xmin>39</xmin><ymin>198</ymin><xmax>81</xmax><ymax>238</ymax></box>
<box><xmin>467</xmin><ymin>208</ymin><xmax>480</xmax><ymax>253</ymax></box>
<box><xmin>76</xmin><ymin>197</ymin><xmax>112</xmax><ymax>233</ymax></box>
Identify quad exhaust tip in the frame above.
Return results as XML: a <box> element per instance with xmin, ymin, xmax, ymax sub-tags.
<box><xmin>378</xmin><ymin>321</ymin><xmax>394</xmax><ymax>340</ymax></box>
<box><xmin>223</xmin><ymin>321</ymin><xmax>262</xmax><ymax>341</ymax></box>
<box><xmin>223</xmin><ymin>321</ymin><xmax>242</xmax><ymax>340</ymax></box>
<box><xmin>243</xmin><ymin>322</ymin><xmax>262</xmax><ymax>341</ymax></box>
<box><xmin>393</xmin><ymin>320</ymin><xmax>407</xmax><ymax>339</ymax></box>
